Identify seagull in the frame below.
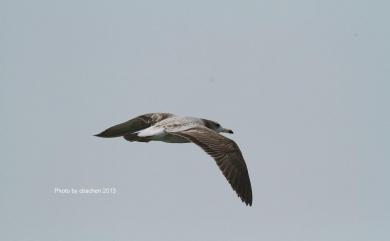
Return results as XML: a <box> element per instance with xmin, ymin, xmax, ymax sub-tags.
<box><xmin>95</xmin><ymin>112</ymin><xmax>253</xmax><ymax>206</ymax></box>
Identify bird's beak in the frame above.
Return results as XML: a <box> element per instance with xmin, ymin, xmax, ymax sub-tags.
<box><xmin>221</xmin><ymin>128</ymin><xmax>234</xmax><ymax>134</ymax></box>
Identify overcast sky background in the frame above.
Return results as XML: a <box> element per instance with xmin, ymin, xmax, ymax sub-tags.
<box><xmin>1</xmin><ymin>0</ymin><xmax>389</xmax><ymax>240</ymax></box>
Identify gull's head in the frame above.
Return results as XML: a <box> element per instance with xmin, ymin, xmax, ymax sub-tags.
<box><xmin>202</xmin><ymin>119</ymin><xmax>234</xmax><ymax>134</ymax></box>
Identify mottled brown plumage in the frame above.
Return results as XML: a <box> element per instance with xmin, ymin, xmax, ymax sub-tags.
<box><xmin>169</xmin><ymin>127</ymin><xmax>252</xmax><ymax>206</ymax></box>
<box><xmin>95</xmin><ymin>112</ymin><xmax>253</xmax><ymax>206</ymax></box>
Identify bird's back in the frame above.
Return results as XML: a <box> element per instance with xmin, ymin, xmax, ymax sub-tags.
<box><xmin>154</xmin><ymin>116</ymin><xmax>205</xmax><ymax>132</ymax></box>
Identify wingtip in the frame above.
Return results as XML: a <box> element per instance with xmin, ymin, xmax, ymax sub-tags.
<box><xmin>243</xmin><ymin>198</ymin><xmax>252</xmax><ymax>207</ymax></box>
<box><xmin>94</xmin><ymin>128</ymin><xmax>123</xmax><ymax>138</ymax></box>
<box><xmin>94</xmin><ymin>131</ymin><xmax>108</xmax><ymax>138</ymax></box>
<box><xmin>240</xmin><ymin>192</ymin><xmax>252</xmax><ymax>207</ymax></box>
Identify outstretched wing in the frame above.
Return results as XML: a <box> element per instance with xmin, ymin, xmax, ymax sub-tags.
<box><xmin>95</xmin><ymin>113</ymin><xmax>174</xmax><ymax>138</ymax></box>
<box><xmin>169</xmin><ymin>126</ymin><xmax>253</xmax><ymax>206</ymax></box>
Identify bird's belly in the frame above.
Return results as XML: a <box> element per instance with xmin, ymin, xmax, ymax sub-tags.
<box><xmin>153</xmin><ymin>133</ymin><xmax>190</xmax><ymax>143</ymax></box>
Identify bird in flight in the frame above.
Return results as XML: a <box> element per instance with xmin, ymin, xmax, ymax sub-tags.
<box><xmin>95</xmin><ymin>112</ymin><xmax>252</xmax><ymax>206</ymax></box>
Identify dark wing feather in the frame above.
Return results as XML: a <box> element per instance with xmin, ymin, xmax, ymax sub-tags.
<box><xmin>169</xmin><ymin>127</ymin><xmax>253</xmax><ymax>206</ymax></box>
<box><xmin>95</xmin><ymin>112</ymin><xmax>173</xmax><ymax>138</ymax></box>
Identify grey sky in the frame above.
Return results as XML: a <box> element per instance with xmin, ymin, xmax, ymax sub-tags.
<box><xmin>1</xmin><ymin>0</ymin><xmax>389</xmax><ymax>240</ymax></box>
